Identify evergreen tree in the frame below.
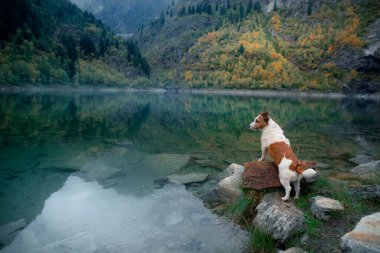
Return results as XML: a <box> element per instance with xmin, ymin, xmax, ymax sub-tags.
<box><xmin>220</xmin><ymin>5</ymin><xmax>226</xmax><ymax>15</ymax></box>
<box><xmin>215</xmin><ymin>1</ymin><xmax>219</xmax><ymax>11</ymax></box>
<box><xmin>238</xmin><ymin>44</ymin><xmax>245</xmax><ymax>54</ymax></box>
<box><xmin>247</xmin><ymin>0</ymin><xmax>253</xmax><ymax>15</ymax></box>
<box><xmin>307</xmin><ymin>0</ymin><xmax>313</xmax><ymax>15</ymax></box>
<box><xmin>239</xmin><ymin>3</ymin><xmax>244</xmax><ymax>20</ymax></box>
<box><xmin>227</xmin><ymin>0</ymin><xmax>230</xmax><ymax>9</ymax></box>
<box><xmin>273</xmin><ymin>0</ymin><xmax>278</xmax><ymax>12</ymax></box>
<box><xmin>159</xmin><ymin>11</ymin><xmax>165</xmax><ymax>25</ymax></box>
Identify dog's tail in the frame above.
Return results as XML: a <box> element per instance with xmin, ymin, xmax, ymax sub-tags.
<box><xmin>302</xmin><ymin>168</ymin><xmax>319</xmax><ymax>182</ymax></box>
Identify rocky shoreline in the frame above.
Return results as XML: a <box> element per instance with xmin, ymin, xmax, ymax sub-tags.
<box><xmin>1</xmin><ymin>85</ymin><xmax>380</xmax><ymax>101</ymax></box>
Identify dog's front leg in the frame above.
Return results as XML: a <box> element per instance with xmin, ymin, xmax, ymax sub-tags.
<box><xmin>258</xmin><ymin>146</ymin><xmax>266</xmax><ymax>162</ymax></box>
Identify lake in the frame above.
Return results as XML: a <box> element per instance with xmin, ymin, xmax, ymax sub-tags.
<box><xmin>0</xmin><ymin>90</ymin><xmax>379</xmax><ymax>252</ymax></box>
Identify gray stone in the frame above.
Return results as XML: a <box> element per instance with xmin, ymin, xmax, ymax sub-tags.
<box><xmin>0</xmin><ymin>219</ymin><xmax>27</xmax><ymax>247</ymax></box>
<box><xmin>310</xmin><ymin>196</ymin><xmax>344</xmax><ymax>221</ymax></box>
<box><xmin>349</xmin><ymin>155</ymin><xmax>375</xmax><ymax>165</ymax></box>
<box><xmin>351</xmin><ymin>160</ymin><xmax>380</xmax><ymax>175</ymax></box>
<box><xmin>348</xmin><ymin>185</ymin><xmax>380</xmax><ymax>201</ymax></box>
<box><xmin>281</xmin><ymin>247</ymin><xmax>307</xmax><ymax>253</ymax></box>
<box><xmin>199</xmin><ymin>164</ymin><xmax>244</xmax><ymax>207</ymax></box>
<box><xmin>167</xmin><ymin>173</ymin><xmax>209</xmax><ymax>184</ymax></box>
<box><xmin>253</xmin><ymin>192</ymin><xmax>305</xmax><ymax>241</ymax></box>
<box><xmin>217</xmin><ymin>163</ymin><xmax>244</xmax><ymax>198</ymax></box>
<box><xmin>316</xmin><ymin>162</ymin><xmax>331</xmax><ymax>169</ymax></box>
<box><xmin>341</xmin><ymin>212</ymin><xmax>380</xmax><ymax>253</ymax></box>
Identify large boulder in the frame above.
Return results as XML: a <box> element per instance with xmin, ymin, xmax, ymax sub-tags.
<box><xmin>348</xmin><ymin>155</ymin><xmax>375</xmax><ymax>165</ymax></box>
<box><xmin>0</xmin><ymin>219</ymin><xmax>27</xmax><ymax>248</ymax></box>
<box><xmin>348</xmin><ymin>185</ymin><xmax>380</xmax><ymax>201</ymax></box>
<box><xmin>341</xmin><ymin>212</ymin><xmax>380</xmax><ymax>252</ymax></box>
<box><xmin>200</xmin><ymin>163</ymin><xmax>244</xmax><ymax>207</ymax></box>
<box><xmin>253</xmin><ymin>192</ymin><xmax>305</xmax><ymax>242</ymax></box>
<box><xmin>242</xmin><ymin>161</ymin><xmax>317</xmax><ymax>190</ymax></box>
<box><xmin>310</xmin><ymin>196</ymin><xmax>345</xmax><ymax>221</ymax></box>
<box><xmin>351</xmin><ymin>160</ymin><xmax>380</xmax><ymax>175</ymax></box>
<box><xmin>217</xmin><ymin>163</ymin><xmax>244</xmax><ymax>197</ymax></box>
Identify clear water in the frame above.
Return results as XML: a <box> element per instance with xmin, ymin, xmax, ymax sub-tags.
<box><xmin>0</xmin><ymin>90</ymin><xmax>379</xmax><ymax>252</ymax></box>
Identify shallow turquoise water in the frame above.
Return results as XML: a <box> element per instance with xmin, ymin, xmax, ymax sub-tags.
<box><xmin>0</xmin><ymin>91</ymin><xmax>379</xmax><ymax>252</ymax></box>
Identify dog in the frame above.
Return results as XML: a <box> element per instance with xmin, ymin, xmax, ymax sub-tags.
<box><xmin>249</xmin><ymin>112</ymin><xmax>318</xmax><ymax>201</ymax></box>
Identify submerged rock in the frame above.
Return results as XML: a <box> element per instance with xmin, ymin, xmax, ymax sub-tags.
<box><xmin>351</xmin><ymin>160</ymin><xmax>380</xmax><ymax>175</ymax></box>
<box><xmin>310</xmin><ymin>196</ymin><xmax>344</xmax><ymax>221</ymax></box>
<box><xmin>253</xmin><ymin>192</ymin><xmax>305</xmax><ymax>241</ymax></box>
<box><xmin>348</xmin><ymin>155</ymin><xmax>374</xmax><ymax>165</ymax></box>
<box><xmin>167</xmin><ymin>173</ymin><xmax>209</xmax><ymax>185</ymax></box>
<box><xmin>341</xmin><ymin>212</ymin><xmax>380</xmax><ymax>252</ymax></box>
<box><xmin>0</xmin><ymin>219</ymin><xmax>27</xmax><ymax>248</ymax></box>
<box><xmin>348</xmin><ymin>185</ymin><xmax>380</xmax><ymax>201</ymax></box>
<box><xmin>80</xmin><ymin>161</ymin><xmax>125</xmax><ymax>181</ymax></box>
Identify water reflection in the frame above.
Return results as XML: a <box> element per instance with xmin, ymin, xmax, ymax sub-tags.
<box><xmin>1</xmin><ymin>176</ymin><xmax>249</xmax><ymax>253</ymax></box>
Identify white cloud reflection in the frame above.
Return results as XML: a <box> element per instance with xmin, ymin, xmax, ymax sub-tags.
<box><xmin>2</xmin><ymin>176</ymin><xmax>249</xmax><ymax>253</ymax></box>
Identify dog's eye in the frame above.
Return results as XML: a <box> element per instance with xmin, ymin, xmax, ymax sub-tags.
<box><xmin>255</xmin><ymin>120</ymin><xmax>259</xmax><ymax>123</ymax></box>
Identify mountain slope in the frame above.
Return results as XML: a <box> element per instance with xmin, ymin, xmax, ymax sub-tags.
<box><xmin>0</xmin><ymin>0</ymin><xmax>150</xmax><ymax>86</ymax></box>
<box><xmin>69</xmin><ymin>0</ymin><xmax>173</xmax><ymax>33</ymax></box>
<box><xmin>135</xmin><ymin>0</ymin><xmax>380</xmax><ymax>92</ymax></box>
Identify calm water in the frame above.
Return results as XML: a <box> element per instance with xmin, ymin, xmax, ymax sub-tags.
<box><xmin>0</xmin><ymin>90</ymin><xmax>379</xmax><ymax>252</ymax></box>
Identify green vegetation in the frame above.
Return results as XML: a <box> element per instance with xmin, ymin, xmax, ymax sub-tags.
<box><xmin>251</xmin><ymin>227</ymin><xmax>276</xmax><ymax>253</ymax></box>
<box><xmin>0</xmin><ymin>0</ymin><xmax>150</xmax><ymax>86</ymax></box>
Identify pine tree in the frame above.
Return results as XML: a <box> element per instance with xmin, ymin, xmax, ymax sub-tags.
<box><xmin>239</xmin><ymin>3</ymin><xmax>244</xmax><ymax>21</ymax></box>
<box><xmin>238</xmin><ymin>44</ymin><xmax>245</xmax><ymax>54</ymax></box>
<box><xmin>227</xmin><ymin>0</ymin><xmax>230</xmax><ymax>9</ymax></box>
<box><xmin>273</xmin><ymin>0</ymin><xmax>278</xmax><ymax>12</ymax></box>
<box><xmin>247</xmin><ymin>0</ymin><xmax>253</xmax><ymax>15</ymax></box>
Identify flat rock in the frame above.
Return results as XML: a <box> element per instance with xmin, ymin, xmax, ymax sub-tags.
<box><xmin>253</xmin><ymin>192</ymin><xmax>305</xmax><ymax>241</ymax></box>
<box><xmin>0</xmin><ymin>219</ymin><xmax>27</xmax><ymax>247</ymax></box>
<box><xmin>348</xmin><ymin>185</ymin><xmax>380</xmax><ymax>201</ymax></box>
<box><xmin>243</xmin><ymin>161</ymin><xmax>317</xmax><ymax>190</ymax></box>
<box><xmin>341</xmin><ymin>212</ymin><xmax>380</xmax><ymax>253</ymax></box>
<box><xmin>351</xmin><ymin>160</ymin><xmax>380</xmax><ymax>174</ymax></box>
<box><xmin>348</xmin><ymin>155</ymin><xmax>374</xmax><ymax>165</ymax></box>
<box><xmin>310</xmin><ymin>196</ymin><xmax>344</xmax><ymax>221</ymax></box>
<box><xmin>167</xmin><ymin>172</ymin><xmax>209</xmax><ymax>184</ymax></box>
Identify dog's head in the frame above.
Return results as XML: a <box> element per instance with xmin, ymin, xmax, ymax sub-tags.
<box><xmin>249</xmin><ymin>112</ymin><xmax>269</xmax><ymax>130</ymax></box>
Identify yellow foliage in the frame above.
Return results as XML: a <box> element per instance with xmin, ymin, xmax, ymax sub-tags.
<box><xmin>272</xmin><ymin>13</ymin><xmax>281</xmax><ymax>32</ymax></box>
<box><xmin>271</xmin><ymin>61</ymin><xmax>283</xmax><ymax>72</ymax></box>
<box><xmin>184</xmin><ymin>71</ymin><xmax>193</xmax><ymax>81</ymax></box>
<box><xmin>335</xmin><ymin>8</ymin><xmax>362</xmax><ymax>48</ymax></box>
<box><xmin>198</xmin><ymin>32</ymin><xmax>218</xmax><ymax>43</ymax></box>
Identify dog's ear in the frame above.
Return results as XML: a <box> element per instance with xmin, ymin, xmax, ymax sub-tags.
<box><xmin>261</xmin><ymin>112</ymin><xmax>269</xmax><ymax>123</ymax></box>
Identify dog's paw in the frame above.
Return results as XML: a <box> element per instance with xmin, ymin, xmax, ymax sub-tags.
<box><xmin>294</xmin><ymin>196</ymin><xmax>299</xmax><ymax>200</ymax></box>
<box><xmin>281</xmin><ymin>197</ymin><xmax>289</xmax><ymax>201</ymax></box>
<box><xmin>257</xmin><ymin>158</ymin><xmax>265</xmax><ymax>162</ymax></box>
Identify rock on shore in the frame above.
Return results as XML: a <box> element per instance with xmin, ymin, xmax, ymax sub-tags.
<box><xmin>310</xmin><ymin>196</ymin><xmax>344</xmax><ymax>221</ymax></box>
<box><xmin>253</xmin><ymin>192</ymin><xmax>305</xmax><ymax>241</ymax></box>
<box><xmin>341</xmin><ymin>212</ymin><xmax>380</xmax><ymax>252</ymax></box>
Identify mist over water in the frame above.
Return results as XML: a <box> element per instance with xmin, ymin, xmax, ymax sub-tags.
<box><xmin>0</xmin><ymin>91</ymin><xmax>379</xmax><ymax>252</ymax></box>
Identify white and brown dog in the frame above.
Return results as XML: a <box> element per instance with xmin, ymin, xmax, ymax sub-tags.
<box><xmin>249</xmin><ymin>112</ymin><xmax>318</xmax><ymax>201</ymax></box>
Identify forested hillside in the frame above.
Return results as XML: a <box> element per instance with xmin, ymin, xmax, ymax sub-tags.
<box><xmin>69</xmin><ymin>0</ymin><xmax>174</xmax><ymax>33</ymax></box>
<box><xmin>0</xmin><ymin>0</ymin><xmax>150</xmax><ymax>86</ymax></box>
<box><xmin>136</xmin><ymin>0</ymin><xmax>380</xmax><ymax>92</ymax></box>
